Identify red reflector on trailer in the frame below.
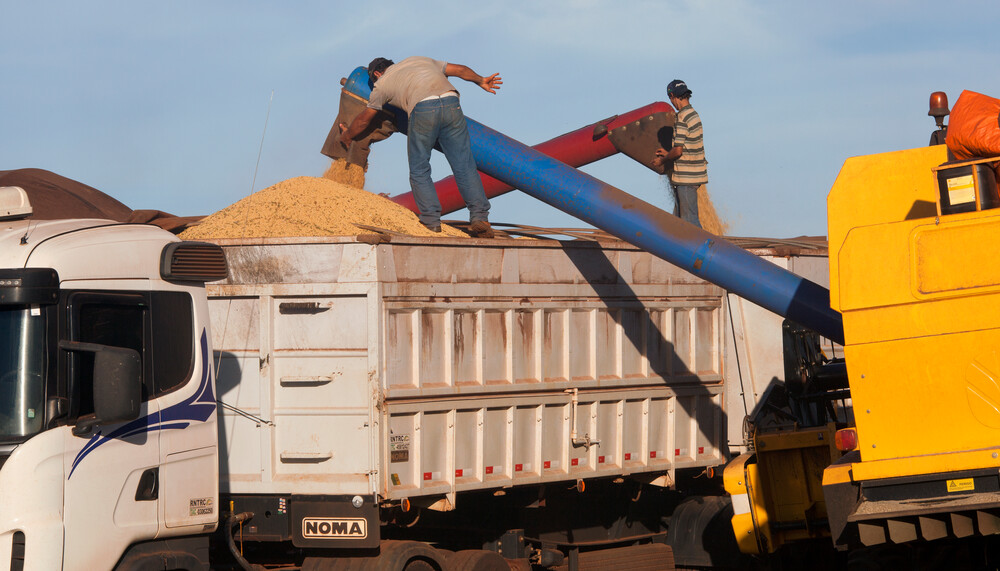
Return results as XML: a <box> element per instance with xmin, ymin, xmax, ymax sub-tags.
<box><xmin>835</xmin><ymin>428</ymin><xmax>858</xmax><ymax>451</ymax></box>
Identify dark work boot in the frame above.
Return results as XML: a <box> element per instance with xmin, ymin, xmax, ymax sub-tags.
<box><xmin>469</xmin><ymin>220</ymin><xmax>495</xmax><ymax>238</ymax></box>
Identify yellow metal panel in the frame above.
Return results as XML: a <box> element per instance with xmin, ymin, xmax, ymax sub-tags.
<box><xmin>730</xmin><ymin>513</ymin><xmax>760</xmax><ymax>555</ymax></box>
<box><xmin>836</xmin><ymin>205</ymin><xmax>1000</xmax><ymax>343</ymax></box>
<box><xmin>755</xmin><ymin>425</ymin><xmax>836</xmax><ymax>453</ymax></box>
<box><xmin>913</xmin><ymin>217</ymin><xmax>1000</xmax><ymax>294</ymax></box>
<box><xmin>822</xmin><ymin>461</ymin><xmax>853</xmax><ymax>487</ymax></box>
<box><xmin>836</xmin><ymin>222</ymin><xmax>916</xmax><ymax>311</ymax></box>
<box><xmin>828</xmin><ymin>145</ymin><xmax>947</xmax><ymax>313</ymax></box>
<box><xmin>829</xmin><ymin>149</ymin><xmax>1000</xmax><ymax>478</ymax></box>
<box><xmin>748</xmin><ymin>425</ymin><xmax>837</xmax><ymax>549</ymax></box>
<box><xmin>847</xmin><ymin>330</ymin><xmax>1000</xmax><ymax>463</ymax></box>
<box><xmin>841</xmin><ymin>294</ymin><xmax>1000</xmax><ymax>345</ymax></box>
<box><xmin>724</xmin><ymin>454</ymin><xmax>764</xmax><ymax>555</ymax></box>
<box><xmin>833</xmin><ymin>180</ymin><xmax>1000</xmax><ymax>314</ymax></box>
<box><xmin>851</xmin><ymin>446</ymin><xmax>1000</xmax><ymax>482</ymax></box>
<box><xmin>744</xmin><ymin>462</ymin><xmax>772</xmax><ymax>553</ymax></box>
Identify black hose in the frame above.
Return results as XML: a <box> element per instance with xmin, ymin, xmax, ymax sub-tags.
<box><xmin>226</xmin><ymin>512</ymin><xmax>267</xmax><ymax>571</ymax></box>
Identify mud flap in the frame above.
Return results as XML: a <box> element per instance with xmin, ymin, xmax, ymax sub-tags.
<box><xmin>666</xmin><ymin>495</ymin><xmax>745</xmax><ymax>568</ymax></box>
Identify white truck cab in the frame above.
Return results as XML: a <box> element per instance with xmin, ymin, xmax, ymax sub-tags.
<box><xmin>0</xmin><ymin>187</ymin><xmax>226</xmax><ymax>570</ymax></box>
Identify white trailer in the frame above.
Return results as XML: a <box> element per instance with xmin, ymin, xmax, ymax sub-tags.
<box><xmin>210</xmin><ymin>235</ymin><xmax>727</xmax><ymax>567</ymax></box>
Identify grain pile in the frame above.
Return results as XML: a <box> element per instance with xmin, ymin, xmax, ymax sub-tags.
<box><xmin>178</xmin><ymin>176</ymin><xmax>467</xmax><ymax>240</ymax></box>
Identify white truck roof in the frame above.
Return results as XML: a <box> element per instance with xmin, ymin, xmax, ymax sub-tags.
<box><xmin>0</xmin><ymin>218</ymin><xmax>179</xmax><ymax>283</ymax></box>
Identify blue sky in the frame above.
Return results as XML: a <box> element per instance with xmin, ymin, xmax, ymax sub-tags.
<box><xmin>2</xmin><ymin>1</ymin><xmax>998</xmax><ymax>237</ymax></box>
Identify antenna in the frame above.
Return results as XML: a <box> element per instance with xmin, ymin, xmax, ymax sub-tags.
<box><xmin>249</xmin><ymin>90</ymin><xmax>275</xmax><ymax>198</ymax></box>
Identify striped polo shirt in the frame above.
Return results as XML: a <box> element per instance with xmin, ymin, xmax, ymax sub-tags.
<box><xmin>671</xmin><ymin>104</ymin><xmax>708</xmax><ymax>185</ymax></box>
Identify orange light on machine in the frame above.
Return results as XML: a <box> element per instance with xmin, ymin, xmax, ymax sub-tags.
<box><xmin>928</xmin><ymin>91</ymin><xmax>949</xmax><ymax>119</ymax></box>
<box><xmin>835</xmin><ymin>428</ymin><xmax>858</xmax><ymax>451</ymax></box>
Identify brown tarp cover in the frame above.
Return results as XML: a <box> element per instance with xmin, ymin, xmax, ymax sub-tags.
<box><xmin>0</xmin><ymin>168</ymin><xmax>202</xmax><ymax>233</ymax></box>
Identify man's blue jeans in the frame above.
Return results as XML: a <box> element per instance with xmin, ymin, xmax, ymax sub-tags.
<box><xmin>671</xmin><ymin>183</ymin><xmax>702</xmax><ymax>228</ymax></box>
<box><xmin>407</xmin><ymin>97</ymin><xmax>490</xmax><ymax>227</ymax></box>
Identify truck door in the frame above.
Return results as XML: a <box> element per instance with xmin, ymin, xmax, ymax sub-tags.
<box><xmin>61</xmin><ymin>292</ymin><xmax>161</xmax><ymax>571</ymax></box>
<box><xmin>151</xmin><ymin>291</ymin><xmax>219</xmax><ymax>532</ymax></box>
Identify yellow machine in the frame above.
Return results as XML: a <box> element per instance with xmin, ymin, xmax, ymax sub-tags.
<box><xmin>824</xmin><ymin>144</ymin><xmax>1000</xmax><ymax>549</ymax></box>
<box><xmin>726</xmin><ymin>94</ymin><xmax>1000</xmax><ymax>561</ymax></box>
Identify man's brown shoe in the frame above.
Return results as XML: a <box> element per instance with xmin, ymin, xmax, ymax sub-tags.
<box><xmin>469</xmin><ymin>220</ymin><xmax>495</xmax><ymax>238</ymax></box>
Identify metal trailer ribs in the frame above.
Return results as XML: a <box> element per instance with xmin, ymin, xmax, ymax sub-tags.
<box><xmin>209</xmin><ymin>237</ymin><xmax>728</xmax><ymax>507</ymax></box>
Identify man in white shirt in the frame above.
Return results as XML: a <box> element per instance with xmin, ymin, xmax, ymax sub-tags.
<box><xmin>341</xmin><ymin>57</ymin><xmax>502</xmax><ymax>237</ymax></box>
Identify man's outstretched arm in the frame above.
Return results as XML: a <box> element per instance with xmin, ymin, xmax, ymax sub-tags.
<box><xmin>339</xmin><ymin>107</ymin><xmax>380</xmax><ymax>148</ymax></box>
<box><xmin>444</xmin><ymin>63</ymin><xmax>503</xmax><ymax>94</ymax></box>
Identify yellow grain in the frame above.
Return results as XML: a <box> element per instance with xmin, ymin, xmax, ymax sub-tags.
<box><xmin>697</xmin><ymin>185</ymin><xmax>729</xmax><ymax>235</ymax></box>
<box><xmin>178</xmin><ymin>176</ymin><xmax>466</xmax><ymax>240</ymax></box>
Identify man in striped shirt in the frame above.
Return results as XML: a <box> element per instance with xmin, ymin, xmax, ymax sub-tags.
<box><xmin>653</xmin><ymin>79</ymin><xmax>707</xmax><ymax>228</ymax></box>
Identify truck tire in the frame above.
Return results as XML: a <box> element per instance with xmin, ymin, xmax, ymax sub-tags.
<box><xmin>446</xmin><ymin>549</ymin><xmax>510</xmax><ymax>571</ymax></box>
<box><xmin>380</xmin><ymin>540</ymin><xmax>447</xmax><ymax>571</ymax></box>
<box><xmin>302</xmin><ymin>541</ymin><xmax>448</xmax><ymax>571</ymax></box>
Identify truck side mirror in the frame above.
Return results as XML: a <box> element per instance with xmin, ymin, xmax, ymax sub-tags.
<box><xmin>92</xmin><ymin>346</ymin><xmax>142</xmax><ymax>425</ymax></box>
<box><xmin>59</xmin><ymin>341</ymin><xmax>142</xmax><ymax>436</ymax></box>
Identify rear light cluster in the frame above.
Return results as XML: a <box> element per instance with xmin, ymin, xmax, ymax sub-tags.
<box><xmin>835</xmin><ymin>428</ymin><xmax>858</xmax><ymax>451</ymax></box>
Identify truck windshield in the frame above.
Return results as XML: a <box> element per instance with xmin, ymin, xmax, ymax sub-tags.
<box><xmin>0</xmin><ymin>308</ymin><xmax>46</xmax><ymax>440</ymax></box>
